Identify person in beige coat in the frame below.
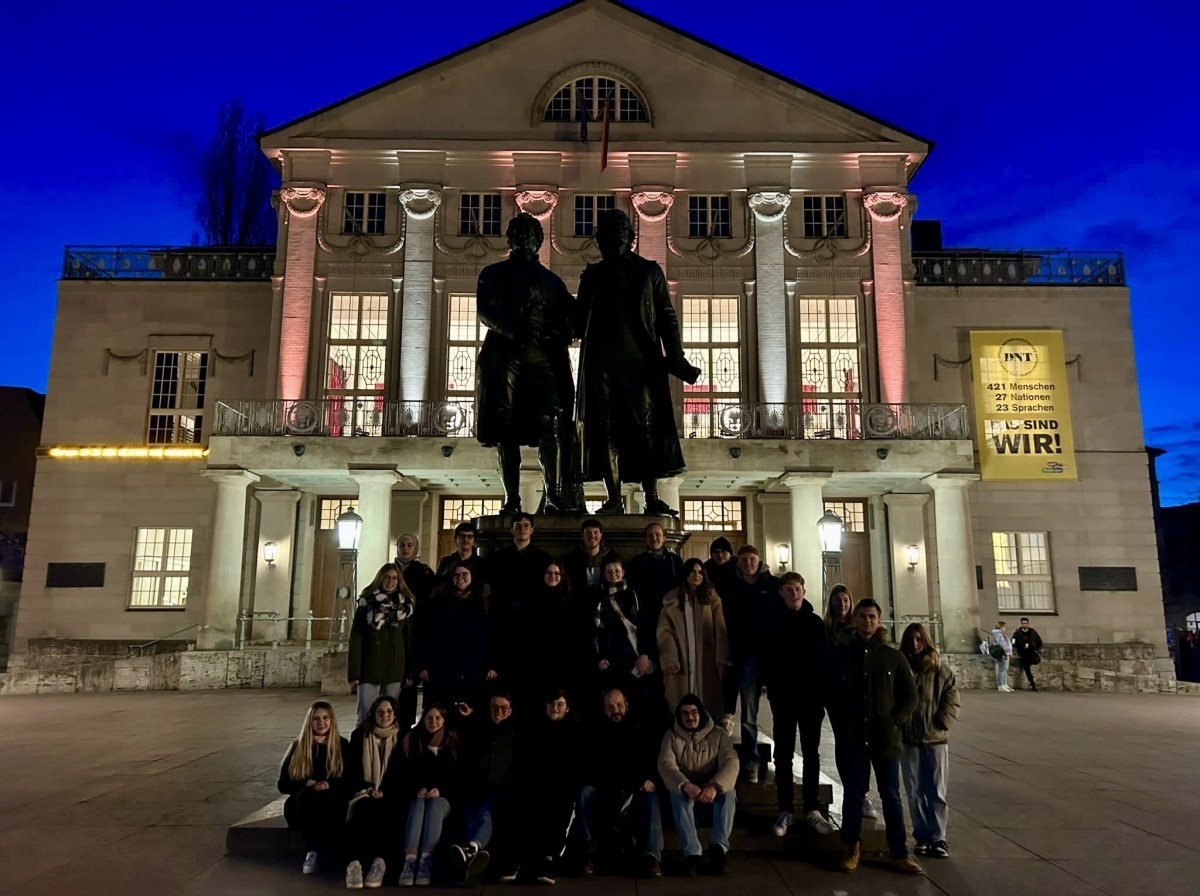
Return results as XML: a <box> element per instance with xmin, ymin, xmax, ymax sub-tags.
<box><xmin>658</xmin><ymin>694</ymin><xmax>739</xmax><ymax>875</ymax></box>
<box><xmin>658</xmin><ymin>559</ymin><xmax>732</xmax><ymax>719</ymax></box>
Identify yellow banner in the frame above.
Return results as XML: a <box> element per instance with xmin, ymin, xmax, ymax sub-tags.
<box><xmin>970</xmin><ymin>330</ymin><xmax>1077</xmax><ymax>480</ymax></box>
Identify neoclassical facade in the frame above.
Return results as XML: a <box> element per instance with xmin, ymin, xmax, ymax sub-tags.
<box><xmin>12</xmin><ymin>0</ymin><xmax>1164</xmax><ymax>666</ymax></box>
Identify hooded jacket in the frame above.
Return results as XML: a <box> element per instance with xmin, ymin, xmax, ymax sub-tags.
<box><xmin>827</xmin><ymin>628</ymin><xmax>918</xmax><ymax>759</ymax></box>
<box><xmin>900</xmin><ymin>650</ymin><xmax>960</xmax><ymax>746</ymax></box>
<box><xmin>657</xmin><ymin>696</ymin><xmax>739</xmax><ymax>794</ymax></box>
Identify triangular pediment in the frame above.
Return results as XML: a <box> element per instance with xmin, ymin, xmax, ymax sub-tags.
<box><xmin>262</xmin><ymin>0</ymin><xmax>928</xmax><ymax>157</ymax></box>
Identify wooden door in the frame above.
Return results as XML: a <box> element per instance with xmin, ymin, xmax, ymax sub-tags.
<box><xmin>835</xmin><ymin>532</ymin><xmax>873</xmax><ymax>605</ymax></box>
<box><xmin>309</xmin><ymin>530</ymin><xmax>339</xmax><ymax>641</ymax></box>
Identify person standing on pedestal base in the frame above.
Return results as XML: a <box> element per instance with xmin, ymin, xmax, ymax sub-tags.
<box><xmin>476</xmin><ymin>213</ymin><xmax>579</xmax><ymax>513</ymax></box>
<box><xmin>575</xmin><ymin>209</ymin><xmax>699</xmax><ymax>516</ymax></box>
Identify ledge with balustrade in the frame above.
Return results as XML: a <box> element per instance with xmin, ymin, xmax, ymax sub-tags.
<box><xmin>212</xmin><ymin>399</ymin><xmax>970</xmax><ymax>441</ymax></box>
<box><xmin>912</xmin><ymin>250</ymin><xmax>1124</xmax><ymax>286</ymax></box>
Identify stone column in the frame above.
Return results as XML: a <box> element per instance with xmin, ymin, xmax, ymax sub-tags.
<box><xmin>748</xmin><ymin>191</ymin><xmax>791</xmax><ymax>406</ymax></box>
<box><xmin>350</xmin><ymin>468</ymin><xmax>401</xmax><ymax>583</ymax></box>
<box><xmin>781</xmin><ymin>472</ymin><xmax>829</xmax><ymax>590</ymax></box>
<box><xmin>925</xmin><ymin>473</ymin><xmax>981</xmax><ymax>653</ymax></box>
<box><xmin>515</xmin><ymin>189</ymin><xmax>559</xmax><ymax>268</ymax></box>
<box><xmin>398</xmin><ymin>188</ymin><xmax>442</xmax><ymax>403</ymax></box>
<box><xmin>278</xmin><ymin>184</ymin><xmax>326</xmax><ymax>401</ymax></box>
<box><xmin>198</xmin><ymin>469</ymin><xmax>261</xmax><ymax>650</ymax></box>
<box><xmin>882</xmin><ymin>493</ymin><xmax>931</xmax><ymax>620</ymax></box>
<box><xmin>864</xmin><ymin>191</ymin><xmax>911</xmax><ymax>405</ymax></box>
<box><xmin>630</xmin><ymin>189</ymin><xmax>673</xmax><ymax>269</ymax></box>
<box><xmin>251</xmin><ymin>490</ymin><xmax>302</xmax><ymax>641</ymax></box>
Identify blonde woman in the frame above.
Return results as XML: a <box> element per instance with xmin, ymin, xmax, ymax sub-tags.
<box><xmin>278</xmin><ymin>701</ymin><xmax>349</xmax><ymax>875</ymax></box>
<box><xmin>899</xmin><ymin>622</ymin><xmax>960</xmax><ymax>858</ymax></box>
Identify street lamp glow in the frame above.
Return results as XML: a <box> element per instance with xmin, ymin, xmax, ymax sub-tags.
<box><xmin>817</xmin><ymin>510</ymin><xmax>844</xmax><ymax>553</ymax></box>
<box><xmin>337</xmin><ymin>507</ymin><xmax>363</xmax><ymax>550</ymax></box>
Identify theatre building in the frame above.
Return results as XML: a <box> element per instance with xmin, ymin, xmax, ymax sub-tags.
<box><xmin>6</xmin><ymin>0</ymin><xmax>1172</xmax><ymax>690</ymax></box>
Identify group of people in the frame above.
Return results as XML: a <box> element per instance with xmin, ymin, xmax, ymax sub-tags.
<box><xmin>282</xmin><ymin>513</ymin><xmax>961</xmax><ymax>886</ymax></box>
<box><xmin>987</xmin><ymin>618</ymin><xmax>1044</xmax><ymax>691</ymax></box>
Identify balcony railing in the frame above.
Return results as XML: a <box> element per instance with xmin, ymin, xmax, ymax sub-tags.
<box><xmin>62</xmin><ymin>246</ymin><xmax>275</xmax><ymax>281</ymax></box>
<box><xmin>912</xmin><ymin>250</ymin><xmax>1124</xmax><ymax>286</ymax></box>
<box><xmin>213</xmin><ymin>399</ymin><xmax>969</xmax><ymax>441</ymax></box>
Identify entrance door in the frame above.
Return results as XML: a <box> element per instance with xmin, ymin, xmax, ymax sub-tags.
<box><xmin>822</xmin><ymin>500</ymin><xmax>872</xmax><ymax>610</ymax></box>
<box><xmin>309</xmin><ymin>498</ymin><xmax>360</xmax><ymax>641</ymax></box>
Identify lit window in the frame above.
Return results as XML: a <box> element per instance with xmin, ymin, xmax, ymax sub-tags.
<box><xmin>318</xmin><ymin>499</ymin><xmax>358</xmax><ymax>531</ymax></box>
<box><xmin>681</xmin><ymin>296</ymin><xmax>740</xmax><ymax>438</ymax></box>
<box><xmin>687</xmin><ymin>196</ymin><xmax>731</xmax><ymax>238</ymax></box>
<box><xmin>798</xmin><ymin>297</ymin><xmax>861</xmax><ymax>439</ymax></box>
<box><xmin>573</xmin><ymin>194</ymin><xmax>616</xmax><ymax>237</ymax></box>
<box><xmin>343</xmin><ymin>192</ymin><xmax>387</xmax><ymax>235</ymax></box>
<box><xmin>148</xmin><ymin>351</ymin><xmax>207</xmax><ymax>444</ymax></box>
<box><xmin>459</xmin><ymin>193</ymin><xmax>502</xmax><ymax>236</ymax></box>
<box><xmin>993</xmin><ymin>532</ymin><xmax>1055</xmax><ymax>612</ymax></box>
<box><xmin>544</xmin><ymin>76</ymin><xmax>648</xmax><ymax>123</ymax></box>
<box><xmin>325</xmin><ymin>294</ymin><xmax>389</xmax><ymax>436</ymax></box>
<box><xmin>802</xmin><ymin>195</ymin><xmax>848</xmax><ymax>238</ymax></box>
<box><xmin>444</xmin><ymin>294</ymin><xmax>487</xmax><ymax>438</ymax></box>
<box><xmin>682</xmin><ymin>499</ymin><xmax>745</xmax><ymax>533</ymax></box>
<box><xmin>441</xmin><ymin>497</ymin><xmax>502</xmax><ymax>529</ymax></box>
<box><xmin>823</xmin><ymin>500</ymin><xmax>866</xmax><ymax>534</ymax></box>
<box><xmin>130</xmin><ymin>527</ymin><xmax>192</xmax><ymax>608</ymax></box>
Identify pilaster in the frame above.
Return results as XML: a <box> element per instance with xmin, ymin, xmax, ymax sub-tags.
<box><xmin>198</xmin><ymin>469</ymin><xmax>260</xmax><ymax>650</ymax></box>
<box><xmin>350</xmin><ymin>467</ymin><xmax>402</xmax><ymax>582</ymax></box>
<box><xmin>749</xmin><ymin>190</ymin><xmax>790</xmax><ymax>405</ymax></box>
<box><xmin>864</xmin><ymin>191</ymin><xmax>911</xmax><ymax>405</ymax></box>
<box><xmin>398</xmin><ymin>187</ymin><xmax>442</xmax><ymax>402</ymax></box>
<box><xmin>882</xmin><ymin>493</ymin><xmax>931</xmax><ymax>620</ymax></box>
<box><xmin>278</xmin><ymin>183</ymin><xmax>326</xmax><ymax>401</ymax></box>
<box><xmin>925</xmin><ymin>472</ymin><xmax>981</xmax><ymax>653</ymax></box>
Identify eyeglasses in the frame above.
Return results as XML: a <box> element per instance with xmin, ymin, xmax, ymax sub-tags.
<box><xmin>545</xmin><ymin>571</ymin><xmax>562</xmax><ymax>577</ymax></box>
<box><xmin>452</xmin><ymin>572</ymin><xmax>470</xmax><ymax>580</ymax></box>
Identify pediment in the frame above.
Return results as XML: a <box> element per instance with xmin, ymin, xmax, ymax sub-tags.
<box><xmin>262</xmin><ymin>0</ymin><xmax>927</xmax><ymax>156</ymax></box>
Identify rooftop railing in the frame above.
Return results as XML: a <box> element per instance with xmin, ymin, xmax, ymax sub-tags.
<box><xmin>912</xmin><ymin>250</ymin><xmax>1124</xmax><ymax>286</ymax></box>
<box><xmin>62</xmin><ymin>246</ymin><xmax>275</xmax><ymax>281</ymax></box>
<box><xmin>213</xmin><ymin>398</ymin><xmax>970</xmax><ymax>441</ymax></box>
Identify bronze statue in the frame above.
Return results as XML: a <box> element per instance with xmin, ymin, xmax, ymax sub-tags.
<box><xmin>576</xmin><ymin>209</ymin><xmax>700</xmax><ymax>516</ymax></box>
<box><xmin>475</xmin><ymin>213</ymin><xmax>579</xmax><ymax>513</ymax></box>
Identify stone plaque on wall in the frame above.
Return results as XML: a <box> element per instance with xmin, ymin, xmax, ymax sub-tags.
<box><xmin>45</xmin><ymin>563</ymin><xmax>106</xmax><ymax>588</ymax></box>
<box><xmin>1077</xmin><ymin>566</ymin><xmax>1138</xmax><ymax>592</ymax></box>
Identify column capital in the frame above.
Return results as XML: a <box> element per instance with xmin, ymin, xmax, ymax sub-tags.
<box><xmin>201</xmin><ymin>467</ymin><xmax>260</xmax><ymax>487</ymax></box>
<box><xmin>863</xmin><ymin>191</ymin><xmax>910</xmax><ymax>222</ymax></box>
<box><xmin>349</xmin><ymin>466</ymin><xmax>403</xmax><ymax>485</ymax></box>
<box><xmin>630</xmin><ymin>188</ymin><xmax>675</xmax><ymax>222</ymax></box>
<box><xmin>748</xmin><ymin>190</ymin><xmax>791</xmax><ymax>222</ymax></box>
<box><xmin>780</xmin><ymin>471</ymin><xmax>831</xmax><ymax>491</ymax></box>
<box><xmin>515</xmin><ymin>187</ymin><xmax>559</xmax><ymax>220</ymax></box>
<box><xmin>279</xmin><ymin>183</ymin><xmax>327</xmax><ymax>218</ymax></box>
<box><xmin>398</xmin><ymin>186</ymin><xmax>443</xmax><ymax>220</ymax></box>
<box><xmin>254</xmin><ymin>488</ymin><xmax>302</xmax><ymax>506</ymax></box>
<box><xmin>924</xmin><ymin>472</ymin><xmax>980</xmax><ymax>491</ymax></box>
<box><xmin>882</xmin><ymin>492</ymin><xmax>930</xmax><ymax>508</ymax></box>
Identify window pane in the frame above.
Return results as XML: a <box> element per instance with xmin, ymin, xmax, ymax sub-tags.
<box><xmin>798</xmin><ymin>299</ymin><xmax>827</xmax><ymax>343</ymax></box>
<box><xmin>161</xmin><ymin>576</ymin><xmax>189</xmax><ymax>607</ymax></box>
<box><xmin>130</xmin><ymin>577</ymin><xmax>160</xmax><ymax>607</ymax></box>
<box><xmin>329</xmin><ymin>294</ymin><xmax>358</xmax><ymax>341</ymax></box>
<box><xmin>683</xmin><ymin>298</ymin><xmax>708</xmax><ymax>343</ymax></box>
<box><xmin>828</xmin><ymin>299</ymin><xmax>858</xmax><ymax>343</ymax></box>
<box><xmin>446</xmin><ymin>345</ymin><xmax>477</xmax><ymax>393</ymax></box>
<box><xmin>134</xmin><ymin>528</ymin><xmax>165</xmax><ymax>571</ymax></box>
<box><xmin>992</xmin><ymin>532</ymin><xmax>1017</xmax><ymax>575</ymax></box>
<box><xmin>1018</xmin><ymin>532</ymin><xmax>1049</xmax><ymax>575</ymax></box>
<box><xmin>996</xmin><ymin>579</ymin><xmax>1019</xmax><ymax>611</ymax></box>
<box><xmin>711</xmin><ymin>298</ymin><xmax>738</xmax><ymax>343</ymax></box>
<box><xmin>448</xmin><ymin>294</ymin><xmax>478</xmax><ymax>343</ymax></box>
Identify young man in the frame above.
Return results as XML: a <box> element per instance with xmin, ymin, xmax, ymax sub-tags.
<box><xmin>827</xmin><ymin>598</ymin><xmax>921</xmax><ymax>874</ymax></box>
<box><xmin>723</xmin><ymin>545</ymin><xmax>778</xmax><ymax>782</ymax></box>
<box><xmin>436</xmin><ymin>521</ymin><xmax>481</xmax><ymax>583</ymax></box>
<box><xmin>486</xmin><ymin>512</ymin><xmax>553</xmax><ymax>688</ymax></box>
<box><xmin>453</xmin><ymin>690</ymin><xmax>519</xmax><ymax>884</ymax></box>
<box><xmin>759</xmin><ymin>572</ymin><xmax>834</xmax><ymax>837</ymax></box>
<box><xmin>561</xmin><ymin>517</ymin><xmax>620</xmax><ymax>597</ymax></box>
<box><xmin>1012</xmin><ymin>617</ymin><xmax>1044</xmax><ymax>691</ymax></box>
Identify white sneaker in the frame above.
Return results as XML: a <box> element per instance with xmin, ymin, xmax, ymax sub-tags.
<box><xmin>399</xmin><ymin>855</ymin><xmax>417</xmax><ymax>886</ymax></box>
<box><xmin>416</xmin><ymin>854</ymin><xmax>434</xmax><ymax>886</ymax></box>
<box><xmin>805</xmin><ymin>809</ymin><xmax>834</xmax><ymax>835</ymax></box>
<box><xmin>999</xmin><ymin>685</ymin><xmax>1014</xmax><ymax>692</ymax></box>
<box><xmin>772</xmin><ymin>811</ymin><xmax>793</xmax><ymax>837</ymax></box>
<box><xmin>346</xmin><ymin>860</ymin><xmax>364</xmax><ymax>890</ymax></box>
<box><xmin>365</xmin><ymin>857</ymin><xmax>386</xmax><ymax>889</ymax></box>
<box><xmin>862</xmin><ymin>796</ymin><xmax>877</xmax><ymax>819</ymax></box>
<box><xmin>303</xmin><ymin>851</ymin><xmax>319</xmax><ymax>874</ymax></box>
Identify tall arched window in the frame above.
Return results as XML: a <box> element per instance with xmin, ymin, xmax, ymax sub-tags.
<box><xmin>544</xmin><ymin>75</ymin><xmax>649</xmax><ymax>122</ymax></box>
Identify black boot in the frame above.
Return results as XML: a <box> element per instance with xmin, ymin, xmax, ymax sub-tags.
<box><xmin>598</xmin><ymin>447</ymin><xmax>624</xmax><ymax>514</ymax></box>
<box><xmin>498</xmin><ymin>443</ymin><xmax>522</xmax><ymax>513</ymax></box>
<box><xmin>641</xmin><ymin>478</ymin><xmax>679</xmax><ymax>517</ymax></box>
<box><xmin>538</xmin><ymin>435</ymin><xmax>565</xmax><ymax>513</ymax></box>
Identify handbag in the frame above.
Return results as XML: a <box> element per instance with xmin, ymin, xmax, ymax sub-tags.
<box><xmin>988</xmin><ymin>643</ymin><xmax>1005</xmax><ymax>660</ymax></box>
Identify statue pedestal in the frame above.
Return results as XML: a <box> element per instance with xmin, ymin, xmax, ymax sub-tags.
<box><xmin>474</xmin><ymin>513</ymin><xmax>690</xmax><ymax>563</ymax></box>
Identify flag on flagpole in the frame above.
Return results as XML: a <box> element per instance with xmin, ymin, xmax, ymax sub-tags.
<box><xmin>599</xmin><ymin>96</ymin><xmax>612</xmax><ymax>172</ymax></box>
<box><xmin>576</xmin><ymin>87</ymin><xmax>589</xmax><ymax>143</ymax></box>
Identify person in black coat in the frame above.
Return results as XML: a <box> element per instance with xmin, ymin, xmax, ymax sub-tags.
<box><xmin>277</xmin><ymin>700</ymin><xmax>350</xmax><ymax>875</ymax></box>
<box><xmin>592</xmin><ymin>559</ymin><xmax>654</xmax><ymax>712</ymax></box>
<box><xmin>485</xmin><ymin>512</ymin><xmax>553</xmax><ymax>688</ymax></box>
<box><xmin>348</xmin><ymin>563</ymin><xmax>418</xmax><ymax>727</ymax></box>
<box><xmin>515</xmin><ymin>561</ymin><xmax>592</xmax><ymax>713</ymax></box>
<box><xmin>759</xmin><ymin>572</ymin><xmax>834</xmax><ymax>838</ymax></box>
<box><xmin>560</xmin><ymin>518</ymin><xmax>620</xmax><ymax>598</ymax></box>
<box><xmin>343</xmin><ymin>696</ymin><xmax>406</xmax><ymax>888</ymax></box>
<box><xmin>517</xmin><ymin>688</ymin><xmax>583</xmax><ymax>884</ymax></box>
<box><xmin>723</xmin><ymin>545</ymin><xmax>779</xmax><ymax>781</ymax></box>
<box><xmin>435</xmin><ymin>522</ymin><xmax>483</xmax><ymax>585</ymax></box>
<box><xmin>418</xmin><ymin>564</ymin><xmax>496</xmax><ymax>709</ymax></box>
<box><xmin>395</xmin><ymin>704</ymin><xmax>461</xmax><ymax>885</ymax></box>
<box><xmin>1013</xmin><ymin>617</ymin><xmax>1045</xmax><ymax>690</ymax></box>
<box><xmin>395</xmin><ymin>532</ymin><xmax>436</xmax><ymax>602</ymax></box>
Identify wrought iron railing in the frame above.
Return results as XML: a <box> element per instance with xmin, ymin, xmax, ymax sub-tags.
<box><xmin>61</xmin><ymin>245</ymin><xmax>275</xmax><ymax>281</ymax></box>
<box><xmin>213</xmin><ymin>399</ymin><xmax>969</xmax><ymax>441</ymax></box>
<box><xmin>912</xmin><ymin>250</ymin><xmax>1124</xmax><ymax>286</ymax></box>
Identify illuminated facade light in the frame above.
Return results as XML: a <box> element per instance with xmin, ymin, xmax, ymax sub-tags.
<box><xmin>45</xmin><ymin>446</ymin><xmax>210</xmax><ymax>460</ymax></box>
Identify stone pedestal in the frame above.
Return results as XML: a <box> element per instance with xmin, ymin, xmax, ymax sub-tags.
<box><xmin>474</xmin><ymin>513</ymin><xmax>690</xmax><ymax>562</ymax></box>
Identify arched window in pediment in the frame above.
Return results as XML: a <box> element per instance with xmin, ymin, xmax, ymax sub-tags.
<box><xmin>535</xmin><ymin>65</ymin><xmax>652</xmax><ymax>125</ymax></box>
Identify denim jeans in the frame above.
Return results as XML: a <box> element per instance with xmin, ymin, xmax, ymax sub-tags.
<box><xmin>579</xmin><ymin>786</ymin><xmax>665</xmax><ymax>859</ymax></box>
<box><xmin>461</xmin><ymin>795</ymin><xmax>496</xmax><ymax>850</ymax></box>
<box><xmin>901</xmin><ymin>743</ymin><xmax>949</xmax><ymax>844</ymax></box>
<box><xmin>669</xmin><ymin>791</ymin><xmax>736</xmax><ymax>857</ymax></box>
<box><xmin>404</xmin><ymin>796</ymin><xmax>451</xmax><ymax>854</ymax></box>
<box><xmin>835</xmin><ymin>747</ymin><xmax>907</xmax><ymax>858</ymax></box>
<box><xmin>995</xmin><ymin>656</ymin><xmax>1010</xmax><ymax>689</ymax></box>
<box><xmin>768</xmin><ymin>694</ymin><xmax>825</xmax><ymax>813</ymax></box>
<box><xmin>736</xmin><ymin>656</ymin><xmax>761</xmax><ymax>764</ymax></box>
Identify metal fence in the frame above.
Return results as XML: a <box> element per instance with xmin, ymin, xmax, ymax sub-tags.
<box><xmin>912</xmin><ymin>250</ymin><xmax>1124</xmax><ymax>286</ymax></box>
<box><xmin>62</xmin><ymin>246</ymin><xmax>275</xmax><ymax>281</ymax></box>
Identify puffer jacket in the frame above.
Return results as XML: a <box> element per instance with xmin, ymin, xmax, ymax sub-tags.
<box><xmin>900</xmin><ymin>650</ymin><xmax>960</xmax><ymax>746</ymax></box>
<box><xmin>826</xmin><ymin>628</ymin><xmax>917</xmax><ymax>760</ymax></box>
<box><xmin>657</xmin><ymin>716</ymin><xmax>739</xmax><ymax>795</ymax></box>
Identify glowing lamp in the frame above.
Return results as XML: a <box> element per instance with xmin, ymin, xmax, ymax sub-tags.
<box><xmin>263</xmin><ymin>541</ymin><xmax>279</xmax><ymax>568</ymax></box>
<box><xmin>776</xmin><ymin>543</ymin><xmax>791</xmax><ymax>570</ymax></box>
<box><xmin>337</xmin><ymin>507</ymin><xmax>363</xmax><ymax>551</ymax></box>
<box><xmin>817</xmin><ymin>510</ymin><xmax>844</xmax><ymax>554</ymax></box>
<box><xmin>905</xmin><ymin>544</ymin><xmax>920</xmax><ymax>571</ymax></box>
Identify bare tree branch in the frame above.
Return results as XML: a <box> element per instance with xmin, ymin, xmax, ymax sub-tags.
<box><xmin>195</xmin><ymin>98</ymin><xmax>278</xmax><ymax>246</ymax></box>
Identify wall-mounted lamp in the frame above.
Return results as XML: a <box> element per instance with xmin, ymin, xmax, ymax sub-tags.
<box><xmin>263</xmin><ymin>541</ymin><xmax>278</xmax><ymax>568</ymax></box>
<box><xmin>776</xmin><ymin>542</ymin><xmax>791</xmax><ymax>571</ymax></box>
<box><xmin>905</xmin><ymin>543</ymin><xmax>920</xmax><ymax>571</ymax></box>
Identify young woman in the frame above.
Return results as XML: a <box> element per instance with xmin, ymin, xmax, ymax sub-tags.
<box><xmin>397</xmin><ymin>704</ymin><xmax>460</xmax><ymax>886</ymax></box>
<box><xmin>823</xmin><ymin>583</ymin><xmax>854</xmax><ymax>645</ymax></box>
<box><xmin>344</xmin><ymin>696</ymin><xmax>405</xmax><ymax>889</ymax></box>
<box><xmin>277</xmin><ymin>701</ymin><xmax>349</xmax><ymax>875</ymax></box>
<box><xmin>395</xmin><ymin>532</ymin><xmax>436</xmax><ymax>602</ymax></box>
<box><xmin>658</xmin><ymin>558</ymin><xmax>731</xmax><ymax>718</ymax></box>
<box><xmin>593</xmin><ymin>559</ymin><xmax>654</xmax><ymax>708</ymax></box>
<box><xmin>348</xmin><ymin>563</ymin><xmax>418</xmax><ymax>726</ymax></box>
<box><xmin>418</xmin><ymin>564</ymin><xmax>495</xmax><ymax>708</ymax></box>
<box><xmin>991</xmin><ymin>620</ymin><xmax>1014</xmax><ymax>692</ymax></box>
<box><xmin>899</xmin><ymin>622</ymin><xmax>960</xmax><ymax>859</ymax></box>
<box><xmin>518</xmin><ymin>562</ymin><xmax>589</xmax><ymax>709</ymax></box>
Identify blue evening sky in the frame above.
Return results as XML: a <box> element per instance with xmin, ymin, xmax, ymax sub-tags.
<box><xmin>3</xmin><ymin>0</ymin><xmax>1194</xmax><ymax>503</ymax></box>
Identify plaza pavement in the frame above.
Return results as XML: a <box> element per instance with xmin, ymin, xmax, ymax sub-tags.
<box><xmin>1</xmin><ymin>687</ymin><xmax>1198</xmax><ymax>895</ymax></box>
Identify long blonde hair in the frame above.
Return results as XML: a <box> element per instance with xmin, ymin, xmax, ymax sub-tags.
<box><xmin>286</xmin><ymin>700</ymin><xmax>344</xmax><ymax>781</ymax></box>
